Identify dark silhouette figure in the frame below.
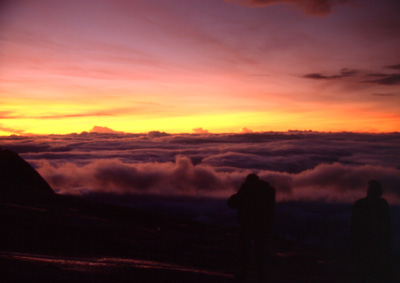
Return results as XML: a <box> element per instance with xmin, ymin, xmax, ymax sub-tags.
<box><xmin>227</xmin><ymin>174</ymin><xmax>275</xmax><ymax>283</ymax></box>
<box><xmin>351</xmin><ymin>180</ymin><xmax>391</xmax><ymax>283</ymax></box>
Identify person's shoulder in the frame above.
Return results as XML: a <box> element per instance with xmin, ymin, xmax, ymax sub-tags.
<box><xmin>379</xmin><ymin>197</ymin><xmax>388</xmax><ymax>203</ymax></box>
<box><xmin>261</xmin><ymin>180</ymin><xmax>275</xmax><ymax>192</ymax></box>
<box><xmin>354</xmin><ymin>197</ymin><xmax>366</xmax><ymax>204</ymax></box>
<box><xmin>353</xmin><ymin>197</ymin><xmax>367</xmax><ymax>208</ymax></box>
<box><xmin>227</xmin><ymin>193</ymin><xmax>240</xmax><ymax>209</ymax></box>
<box><xmin>378</xmin><ymin>197</ymin><xmax>389</xmax><ymax>207</ymax></box>
<box><xmin>258</xmin><ymin>180</ymin><xmax>275</xmax><ymax>198</ymax></box>
<box><xmin>354</xmin><ymin>197</ymin><xmax>389</xmax><ymax>209</ymax></box>
<box><xmin>259</xmin><ymin>180</ymin><xmax>271</xmax><ymax>187</ymax></box>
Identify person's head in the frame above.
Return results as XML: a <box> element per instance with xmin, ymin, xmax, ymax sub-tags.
<box><xmin>367</xmin><ymin>179</ymin><xmax>383</xmax><ymax>198</ymax></box>
<box><xmin>245</xmin><ymin>173</ymin><xmax>259</xmax><ymax>183</ymax></box>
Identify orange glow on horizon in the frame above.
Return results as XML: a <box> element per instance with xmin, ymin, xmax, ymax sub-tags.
<box><xmin>1</xmin><ymin>105</ymin><xmax>399</xmax><ymax>136</ymax></box>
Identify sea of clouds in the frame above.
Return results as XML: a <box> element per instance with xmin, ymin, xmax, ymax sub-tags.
<box><xmin>1</xmin><ymin>131</ymin><xmax>399</xmax><ymax>203</ymax></box>
<box><xmin>2</xmin><ymin>131</ymin><xmax>400</xmax><ymax>251</ymax></box>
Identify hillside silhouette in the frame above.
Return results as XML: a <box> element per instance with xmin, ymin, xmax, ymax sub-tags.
<box><xmin>0</xmin><ymin>148</ymin><xmax>54</xmax><ymax>198</ymax></box>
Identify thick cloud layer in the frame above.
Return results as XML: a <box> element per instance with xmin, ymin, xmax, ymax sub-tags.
<box><xmin>1</xmin><ymin>131</ymin><xmax>399</xmax><ymax>203</ymax></box>
<box><xmin>33</xmin><ymin>156</ymin><xmax>400</xmax><ymax>203</ymax></box>
<box><xmin>34</xmin><ymin>156</ymin><xmax>239</xmax><ymax>196</ymax></box>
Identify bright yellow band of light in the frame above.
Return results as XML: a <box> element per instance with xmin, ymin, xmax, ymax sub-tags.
<box><xmin>1</xmin><ymin>106</ymin><xmax>398</xmax><ymax>136</ymax></box>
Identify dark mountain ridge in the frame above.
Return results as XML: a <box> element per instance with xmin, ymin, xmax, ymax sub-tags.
<box><xmin>0</xmin><ymin>148</ymin><xmax>54</xmax><ymax>199</ymax></box>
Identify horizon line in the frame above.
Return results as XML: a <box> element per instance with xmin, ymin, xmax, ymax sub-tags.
<box><xmin>1</xmin><ymin>129</ymin><xmax>399</xmax><ymax>137</ymax></box>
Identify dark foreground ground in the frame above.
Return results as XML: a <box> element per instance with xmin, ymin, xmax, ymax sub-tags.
<box><xmin>0</xmin><ymin>190</ymin><xmax>394</xmax><ymax>282</ymax></box>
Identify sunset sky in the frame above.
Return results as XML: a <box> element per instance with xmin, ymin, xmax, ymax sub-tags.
<box><xmin>1</xmin><ymin>0</ymin><xmax>400</xmax><ymax>135</ymax></box>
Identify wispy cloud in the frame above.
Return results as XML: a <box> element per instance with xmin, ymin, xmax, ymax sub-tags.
<box><xmin>226</xmin><ymin>0</ymin><xmax>353</xmax><ymax>16</ymax></box>
<box><xmin>371</xmin><ymin>93</ymin><xmax>395</xmax><ymax>97</ymax></box>
<box><xmin>385</xmin><ymin>63</ymin><xmax>400</xmax><ymax>70</ymax></box>
<box><xmin>0</xmin><ymin>124</ymin><xmax>25</xmax><ymax>135</ymax></box>
<box><xmin>0</xmin><ymin>106</ymin><xmax>165</xmax><ymax>120</ymax></box>
<box><xmin>303</xmin><ymin>68</ymin><xmax>359</xmax><ymax>80</ymax></box>
<box><xmin>0</xmin><ymin>111</ymin><xmax>15</xmax><ymax>119</ymax></box>
<box><xmin>303</xmin><ymin>65</ymin><xmax>400</xmax><ymax>88</ymax></box>
<box><xmin>364</xmin><ymin>74</ymin><xmax>400</xmax><ymax>86</ymax></box>
<box><xmin>0</xmin><ymin>111</ymin><xmax>114</xmax><ymax>120</ymax></box>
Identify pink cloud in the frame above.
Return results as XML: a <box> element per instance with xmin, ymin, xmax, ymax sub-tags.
<box><xmin>193</xmin><ymin>128</ymin><xmax>209</xmax><ymax>134</ymax></box>
<box><xmin>90</xmin><ymin>126</ymin><xmax>123</xmax><ymax>134</ymax></box>
<box><xmin>241</xmin><ymin>127</ymin><xmax>253</xmax><ymax>133</ymax></box>
<box><xmin>289</xmin><ymin>163</ymin><xmax>400</xmax><ymax>202</ymax></box>
<box><xmin>36</xmin><ymin>156</ymin><xmax>242</xmax><ymax>197</ymax></box>
<box><xmin>35</xmin><ymin>156</ymin><xmax>400</xmax><ymax>204</ymax></box>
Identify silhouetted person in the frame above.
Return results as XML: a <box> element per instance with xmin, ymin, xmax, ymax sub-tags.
<box><xmin>351</xmin><ymin>180</ymin><xmax>391</xmax><ymax>283</ymax></box>
<box><xmin>227</xmin><ymin>174</ymin><xmax>275</xmax><ymax>283</ymax></box>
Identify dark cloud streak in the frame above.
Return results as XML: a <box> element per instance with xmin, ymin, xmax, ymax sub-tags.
<box><xmin>364</xmin><ymin>74</ymin><xmax>400</xmax><ymax>86</ymax></box>
<box><xmin>304</xmin><ymin>65</ymin><xmax>400</xmax><ymax>87</ymax></box>
<box><xmin>303</xmin><ymin>68</ymin><xmax>359</xmax><ymax>80</ymax></box>
<box><xmin>371</xmin><ymin>93</ymin><xmax>395</xmax><ymax>97</ymax></box>
<box><xmin>385</xmin><ymin>63</ymin><xmax>400</xmax><ymax>70</ymax></box>
<box><xmin>226</xmin><ymin>0</ymin><xmax>353</xmax><ymax>16</ymax></box>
